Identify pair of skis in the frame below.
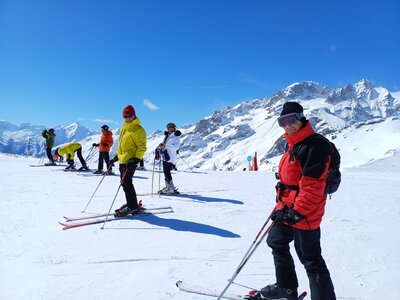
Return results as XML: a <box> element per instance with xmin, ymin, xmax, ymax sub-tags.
<box><xmin>59</xmin><ymin>206</ymin><xmax>173</xmax><ymax>230</ymax></box>
<box><xmin>176</xmin><ymin>280</ymin><xmax>307</xmax><ymax>300</ymax></box>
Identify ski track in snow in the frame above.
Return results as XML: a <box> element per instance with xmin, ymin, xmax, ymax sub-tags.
<box><xmin>0</xmin><ymin>153</ymin><xmax>400</xmax><ymax>299</ymax></box>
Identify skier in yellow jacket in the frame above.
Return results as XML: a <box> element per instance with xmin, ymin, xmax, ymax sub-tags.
<box><xmin>110</xmin><ymin>105</ymin><xmax>147</xmax><ymax>217</ymax></box>
<box><xmin>56</xmin><ymin>142</ymin><xmax>89</xmax><ymax>171</ymax></box>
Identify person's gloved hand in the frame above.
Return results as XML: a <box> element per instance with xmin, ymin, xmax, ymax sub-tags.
<box><xmin>102</xmin><ymin>143</ymin><xmax>108</xmax><ymax>147</ymax></box>
<box><xmin>126</xmin><ymin>158</ymin><xmax>141</xmax><ymax>172</ymax></box>
<box><xmin>92</xmin><ymin>143</ymin><xmax>99</xmax><ymax>147</ymax></box>
<box><xmin>272</xmin><ymin>207</ymin><xmax>304</xmax><ymax>225</ymax></box>
<box><xmin>67</xmin><ymin>159</ymin><xmax>74</xmax><ymax>166</ymax></box>
<box><xmin>109</xmin><ymin>155</ymin><xmax>118</xmax><ymax>167</ymax></box>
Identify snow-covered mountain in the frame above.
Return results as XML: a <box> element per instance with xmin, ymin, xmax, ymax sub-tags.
<box><xmin>2</xmin><ymin>79</ymin><xmax>399</xmax><ymax>170</ymax></box>
<box><xmin>144</xmin><ymin>79</ymin><xmax>400</xmax><ymax>171</ymax></box>
<box><xmin>0</xmin><ymin>121</ymin><xmax>96</xmax><ymax>156</ymax></box>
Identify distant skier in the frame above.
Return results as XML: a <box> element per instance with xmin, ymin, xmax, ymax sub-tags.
<box><xmin>92</xmin><ymin>125</ymin><xmax>113</xmax><ymax>174</ymax></box>
<box><xmin>246</xmin><ymin>102</ymin><xmax>336</xmax><ymax>300</ymax></box>
<box><xmin>55</xmin><ymin>142</ymin><xmax>89</xmax><ymax>171</ymax></box>
<box><xmin>157</xmin><ymin>123</ymin><xmax>181</xmax><ymax>194</ymax></box>
<box><xmin>41</xmin><ymin>128</ymin><xmax>56</xmax><ymax>165</ymax></box>
<box><xmin>109</xmin><ymin>105</ymin><xmax>147</xmax><ymax>217</ymax></box>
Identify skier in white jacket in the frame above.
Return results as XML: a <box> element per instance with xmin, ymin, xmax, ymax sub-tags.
<box><xmin>158</xmin><ymin>123</ymin><xmax>182</xmax><ymax>194</ymax></box>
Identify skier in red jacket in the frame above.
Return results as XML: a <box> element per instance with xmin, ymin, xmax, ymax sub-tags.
<box><xmin>249</xmin><ymin>102</ymin><xmax>336</xmax><ymax>300</ymax></box>
<box><xmin>93</xmin><ymin>125</ymin><xmax>113</xmax><ymax>174</ymax></box>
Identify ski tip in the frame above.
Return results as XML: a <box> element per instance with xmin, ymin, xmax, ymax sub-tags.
<box><xmin>58</xmin><ymin>221</ymin><xmax>69</xmax><ymax>229</ymax></box>
<box><xmin>298</xmin><ymin>291</ymin><xmax>307</xmax><ymax>299</ymax></box>
<box><xmin>175</xmin><ymin>280</ymin><xmax>182</xmax><ymax>287</ymax></box>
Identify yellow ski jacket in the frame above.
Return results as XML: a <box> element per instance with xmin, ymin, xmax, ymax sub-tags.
<box><xmin>117</xmin><ymin>118</ymin><xmax>147</xmax><ymax>164</ymax></box>
<box><xmin>58</xmin><ymin>142</ymin><xmax>82</xmax><ymax>160</ymax></box>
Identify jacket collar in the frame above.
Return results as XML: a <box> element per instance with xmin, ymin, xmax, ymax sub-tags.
<box><xmin>284</xmin><ymin>121</ymin><xmax>315</xmax><ymax>149</ymax></box>
<box><xmin>123</xmin><ymin>117</ymin><xmax>140</xmax><ymax>129</ymax></box>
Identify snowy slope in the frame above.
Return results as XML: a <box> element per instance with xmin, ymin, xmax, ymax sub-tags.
<box><xmin>1</xmin><ymin>153</ymin><xmax>399</xmax><ymax>300</ymax></box>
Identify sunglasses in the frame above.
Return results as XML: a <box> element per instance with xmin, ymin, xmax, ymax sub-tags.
<box><xmin>277</xmin><ymin>112</ymin><xmax>303</xmax><ymax>127</ymax></box>
<box><xmin>123</xmin><ymin>115</ymin><xmax>133</xmax><ymax>119</ymax></box>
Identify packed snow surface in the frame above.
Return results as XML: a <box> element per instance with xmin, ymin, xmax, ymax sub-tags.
<box><xmin>1</xmin><ymin>153</ymin><xmax>399</xmax><ymax>299</ymax></box>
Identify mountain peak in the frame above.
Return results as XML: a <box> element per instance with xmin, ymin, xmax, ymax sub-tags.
<box><xmin>271</xmin><ymin>81</ymin><xmax>332</xmax><ymax>103</ymax></box>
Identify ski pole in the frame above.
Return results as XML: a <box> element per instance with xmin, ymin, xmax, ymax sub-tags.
<box><xmin>151</xmin><ymin>158</ymin><xmax>156</xmax><ymax>197</ymax></box>
<box><xmin>101</xmin><ymin>167</ymin><xmax>129</xmax><ymax>230</ymax></box>
<box><xmin>81</xmin><ymin>164</ymin><xmax>113</xmax><ymax>213</ymax></box>
<box><xmin>177</xmin><ymin>153</ymin><xmax>193</xmax><ymax>171</ymax></box>
<box><xmin>217</xmin><ymin>206</ymin><xmax>277</xmax><ymax>300</ymax></box>
<box><xmin>158</xmin><ymin>158</ymin><xmax>162</xmax><ymax>197</ymax></box>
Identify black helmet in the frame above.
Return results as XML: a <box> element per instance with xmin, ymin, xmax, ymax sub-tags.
<box><xmin>49</xmin><ymin>128</ymin><xmax>55</xmax><ymax>132</ymax></box>
<box><xmin>101</xmin><ymin>125</ymin><xmax>109</xmax><ymax>130</ymax></box>
<box><xmin>167</xmin><ymin>123</ymin><xmax>176</xmax><ymax>129</ymax></box>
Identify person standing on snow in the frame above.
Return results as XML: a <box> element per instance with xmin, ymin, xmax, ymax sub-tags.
<box><xmin>247</xmin><ymin>102</ymin><xmax>336</xmax><ymax>300</ymax></box>
<box><xmin>92</xmin><ymin>125</ymin><xmax>113</xmax><ymax>174</ymax></box>
<box><xmin>41</xmin><ymin>128</ymin><xmax>56</xmax><ymax>165</ymax></box>
<box><xmin>157</xmin><ymin>123</ymin><xmax>181</xmax><ymax>194</ymax></box>
<box><xmin>110</xmin><ymin>105</ymin><xmax>147</xmax><ymax>217</ymax></box>
<box><xmin>55</xmin><ymin>142</ymin><xmax>89</xmax><ymax>171</ymax></box>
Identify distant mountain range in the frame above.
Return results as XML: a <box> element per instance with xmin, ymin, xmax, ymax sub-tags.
<box><xmin>2</xmin><ymin>79</ymin><xmax>400</xmax><ymax>170</ymax></box>
<box><xmin>146</xmin><ymin>79</ymin><xmax>400</xmax><ymax>170</ymax></box>
<box><xmin>0</xmin><ymin>122</ymin><xmax>95</xmax><ymax>156</ymax></box>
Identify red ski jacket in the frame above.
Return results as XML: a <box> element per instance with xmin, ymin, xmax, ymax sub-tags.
<box><xmin>276</xmin><ymin>122</ymin><xmax>331</xmax><ymax>230</ymax></box>
<box><xmin>99</xmin><ymin>130</ymin><xmax>113</xmax><ymax>152</ymax></box>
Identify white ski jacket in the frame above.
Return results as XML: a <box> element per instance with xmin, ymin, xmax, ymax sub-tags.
<box><xmin>161</xmin><ymin>132</ymin><xmax>181</xmax><ymax>165</ymax></box>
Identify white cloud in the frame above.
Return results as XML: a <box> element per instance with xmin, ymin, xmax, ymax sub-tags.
<box><xmin>143</xmin><ymin>99</ymin><xmax>159</xmax><ymax>111</ymax></box>
<box><xmin>94</xmin><ymin>119</ymin><xmax>113</xmax><ymax>123</ymax></box>
<box><xmin>330</xmin><ymin>44</ymin><xmax>337</xmax><ymax>54</ymax></box>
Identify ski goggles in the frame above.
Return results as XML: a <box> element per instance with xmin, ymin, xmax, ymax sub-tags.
<box><xmin>277</xmin><ymin>112</ymin><xmax>304</xmax><ymax>127</ymax></box>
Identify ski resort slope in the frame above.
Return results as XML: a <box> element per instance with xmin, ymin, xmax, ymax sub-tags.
<box><xmin>0</xmin><ymin>153</ymin><xmax>399</xmax><ymax>300</ymax></box>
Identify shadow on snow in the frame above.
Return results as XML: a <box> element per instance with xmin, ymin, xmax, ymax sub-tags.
<box><xmin>172</xmin><ymin>194</ymin><xmax>244</xmax><ymax>205</ymax></box>
<box><xmin>137</xmin><ymin>214</ymin><xmax>241</xmax><ymax>238</ymax></box>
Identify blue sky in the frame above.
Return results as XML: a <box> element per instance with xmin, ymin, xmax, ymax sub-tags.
<box><xmin>0</xmin><ymin>0</ymin><xmax>399</xmax><ymax>133</ymax></box>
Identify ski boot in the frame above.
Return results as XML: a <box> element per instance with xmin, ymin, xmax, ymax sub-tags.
<box><xmin>93</xmin><ymin>170</ymin><xmax>103</xmax><ymax>174</ymax></box>
<box><xmin>159</xmin><ymin>180</ymin><xmax>179</xmax><ymax>195</ymax></box>
<box><xmin>114</xmin><ymin>200</ymin><xmax>142</xmax><ymax>217</ymax></box>
<box><xmin>244</xmin><ymin>283</ymin><xmax>298</xmax><ymax>300</ymax></box>
<box><xmin>78</xmin><ymin>165</ymin><xmax>90</xmax><ymax>171</ymax></box>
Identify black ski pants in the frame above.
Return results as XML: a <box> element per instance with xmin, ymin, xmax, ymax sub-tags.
<box><xmin>266</xmin><ymin>223</ymin><xmax>336</xmax><ymax>300</ymax></box>
<box><xmin>119</xmin><ymin>164</ymin><xmax>138</xmax><ymax>210</ymax></box>
<box><xmin>75</xmin><ymin>147</ymin><xmax>87</xmax><ymax>167</ymax></box>
<box><xmin>97</xmin><ymin>151</ymin><xmax>110</xmax><ymax>171</ymax></box>
<box><xmin>46</xmin><ymin>148</ymin><xmax>54</xmax><ymax>163</ymax></box>
<box><xmin>163</xmin><ymin>161</ymin><xmax>173</xmax><ymax>182</ymax></box>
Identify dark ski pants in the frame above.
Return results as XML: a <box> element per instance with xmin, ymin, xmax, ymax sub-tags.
<box><xmin>46</xmin><ymin>148</ymin><xmax>54</xmax><ymax>163</ymax></box>
<box><xmin>163</xmin><ymin>161</ymin><xmax>173</xmax><ymax>182</ymax></box>
<box><xmin>266</xmin><ymin>223</ymin><xmax>336</xmax><ymax>300</ymax></box>
<box><xmin>119</xmin><ymin>164</ymin><xmax>138</xmax><ymax>210</ymax></box>
<box><xmin>97</xmin><ymin>151</ymin><xmax>110</xmax><ymax>171</ymax></box>
<box><xmin>75</xmin><ymin>147</ymin><xmax>87</xmax><ymax>167</ymax></box>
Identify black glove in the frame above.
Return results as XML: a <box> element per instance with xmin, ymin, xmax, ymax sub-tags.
<box><xmin>92</xmin><ymin>143</ymin><xmax>99</xmax><ymax>147</ymax></box>
<box><xmin>164</xmin><ymin>131</ymin><xmax>168</xmax><ymax>136</ymax></box>
<box><xmin>102</xmin><ymin>143</ymin><xmax>108</xmax><ymax>147</ymax></box>
<box><xmin>126</xmin><ymin>158</ymin><xmax>141</xmax><ymax>172</ymax></box>
<box><xmin>272</xmin><ymin>207</ymin><xmax>304</xmax><ymax>225</ymax></box>
<box><xmin>174</xmin><ymin>130</ymin><xmax>182</xmax><ymax>136</ymax></box>
<box><xmin>67</xmin><ymin>159</ymin><xmax>74</xmax><ymax>166</ymax></box>
<box><xmin>42</xmin><ymin>130</ymin><xmax>47</xmax><ymax>134</ymax></box>
<box><xmin>109</xmin><ymin>155</ymin><xmax>118</xmax><ymax>166</ymax></box>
